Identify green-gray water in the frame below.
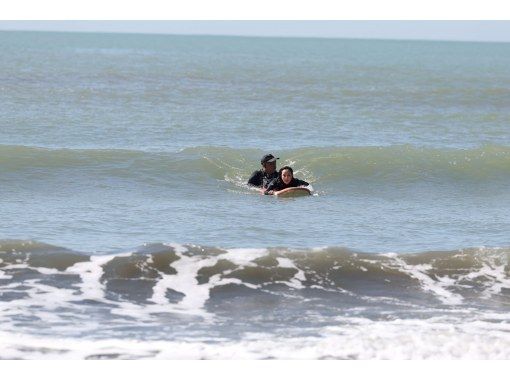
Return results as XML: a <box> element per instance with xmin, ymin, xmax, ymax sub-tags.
<box><xmin>1</xmin><ymin>31</ymin><xmax>509</xmax><ymax>359</ymax></box>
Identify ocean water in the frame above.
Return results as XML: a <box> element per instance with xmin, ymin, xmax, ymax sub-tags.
<box><xmin>1</xmin><ymin>30</ymin><xmax>510</xmax><ymax>359</ymax></box>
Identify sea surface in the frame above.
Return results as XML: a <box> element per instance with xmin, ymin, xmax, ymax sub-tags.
<box><xmin>1</xmin><ymin>30</ymin><xmax>510</xmax><ymax>359</ymax></box>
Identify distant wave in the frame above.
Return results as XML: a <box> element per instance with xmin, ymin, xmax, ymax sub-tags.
<box><xmin>2</xmin><ymin>144</ymin><xmax>510</xmax><ymax>186</ymax></box>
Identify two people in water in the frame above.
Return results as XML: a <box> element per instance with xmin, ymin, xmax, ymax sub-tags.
<box><xmin>247</xmin><ymin>153</ymin><xmax>309</xmax><ymax>195</ymax></box>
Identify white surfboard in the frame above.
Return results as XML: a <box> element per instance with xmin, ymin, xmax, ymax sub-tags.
<box><xmin>274</xmin><ymin>187</ymin><xmax>312</xmax><ymax>198</ymax></box>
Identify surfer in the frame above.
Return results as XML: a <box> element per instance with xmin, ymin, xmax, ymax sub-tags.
<box><xmin>264</xmin><ymin>166</ymin><xmax>309</xmax><ymax>195</ymax></box>
<box><xmin>247</xmin><ymin>153</ymin><xmax>280</xmax><ymax>192</ymax></box>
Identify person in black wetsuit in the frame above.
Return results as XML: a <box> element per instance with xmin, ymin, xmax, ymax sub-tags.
<box><xmin>264</xmin><ymin>166</ymin><xmax>309</xmax><ymax>195</ymax></box>
<box><xmin>247</xmin><ymin>153</ymin><xmax>280</xmax><ymax>191</ymax></box>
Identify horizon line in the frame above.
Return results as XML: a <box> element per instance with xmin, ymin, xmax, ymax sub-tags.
<box><xmin>1</xmin><ymin>28</ymin><xmax>510</xmax><ymax>44</ymax></box>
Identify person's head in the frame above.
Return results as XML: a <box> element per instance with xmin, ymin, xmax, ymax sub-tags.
<box><xmin>260</xmin><ymin>154</ymin><xmax>279</xmax><ymax>175</ymax></box>
<box><xmin>279</xmin><ymin>166</ymin><xmax>294</xmax><ymax>185</ymax></box>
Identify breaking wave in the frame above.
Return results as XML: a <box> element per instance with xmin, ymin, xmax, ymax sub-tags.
<box><xmin>1</xmin><ymin>240</ymin><xmax>509</xmax><ymax>309</ymax></box>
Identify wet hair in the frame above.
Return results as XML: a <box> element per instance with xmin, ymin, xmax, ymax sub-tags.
<box><xmin>279</xmin><ymin>166</ymin><xmax>294</xmax><ymax>181</ymax></box>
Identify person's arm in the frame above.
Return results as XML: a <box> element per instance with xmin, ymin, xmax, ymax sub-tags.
<box><xmin>263</xmin><ymin>179</ymin><xmax>278</xmax><ymax>195</ymax></box>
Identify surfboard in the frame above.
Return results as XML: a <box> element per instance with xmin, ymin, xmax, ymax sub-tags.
<box><xmin>274</xmin><ymin>187</ymin><xmax>312</xmax><ymax>198</ymax></box>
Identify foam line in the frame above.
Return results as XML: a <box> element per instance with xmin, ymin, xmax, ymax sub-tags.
<box><xmin>67</xmin><ymin>252</ymin><xmax>132</xmax><ymax>301</ymax></box>
<box><xmin>383</xmin><ymin>254</ymin><xmax>464</xmax><ymax>305</ymax></box>
<box><xmin>1</xmin><ymin>316</ymin><xmax>510</xmax><ymax>359</ymax></box>
<box><xmin>148</xmin><ymin>245</ymin><xmax>269</xmax><ymax>317</ymax></box>
<box><xmin>276</xmin><ymin>257</ymin><xmax>306</xmax><ymax>289</ymax></box>
<box><xmin>151</xmin><ymin>244</ymin><xmax>219</xmax><ymax>310</ymax></box>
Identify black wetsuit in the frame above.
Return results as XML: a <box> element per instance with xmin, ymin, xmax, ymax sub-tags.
<box><xmin>264</xmin><ymin>177</ymin><xmax>309</xmax><ymax>194</ymax></box>
<box><xmin>247</xmin><ymin>170</ymin><xmax>279</xmax><ymax>188</ymax></box>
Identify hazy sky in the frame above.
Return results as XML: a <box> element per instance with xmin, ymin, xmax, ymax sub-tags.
<box><xmin>1</xmin><ymin>21</ymin><xmax>510</xmax><ymax>42</ymax></box>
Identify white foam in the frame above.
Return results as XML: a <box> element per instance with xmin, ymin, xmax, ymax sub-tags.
<box><xmin>67</xmin><ymin>252</ymin><xmax>132</xmax><ymax>301</ymax></box>
<box><xmin>384</xmin><ymin>254</ymin><xmax>464</xmax><ymax>305</ymax></box>
<box><xmin>462</xmin><ymin>261</ymin><xmax>510</xmax><ymax>298</ymax></box>
<box><xmin>0</xmin><ymin>269</ymin><xmax>12</xmax><ymax>279</ymax></box>
<box><xmin>0</xmin><ymin>276</ymin><xmax>89</xmax><ymax>332</ymax></box>
<box><xmin>0</xmin><ymin>246</ymin><xmax>275</xmax><ymax>324</ymax></box>
<box><xmin>150</xmin><ymin>244</ymin><xmax>219</xmax><ymax>316</ymax></box>
<box><xmin>30</xmin><ymin>267</ymin><xmax>62</xmax><ymax>275</ymax></box>
<box><xmin>219</xmin><ymin>248</ymin><xmax>268</xmax><ymax>266</ymax></box>
<box><xmin>0</xmin><ymin>252</ymin><xmax>158</xmax><ymax>333</ymax></box>
<box><xmin>142</xmin><ymin>246</ymin><xmax>270</xmax><ymax>319</ymax></box>
<box><xmin>276</xmin><ymin>257</ymin><xmax>306</xmax><ymax>289</ymax></box>
<box><xmin>381</xmin><ymin>250</ymin><xmax>510</xmax><ymax>301</ymax></box>
<box><xmin>1</xmin><ymin>316</ymin><xmax>509</xmax><ymax>359</ymax></box>
<box><xmin>311</xmin><ymin>246</ymin><xmax>330</xmax><ymax>252</ymax></box>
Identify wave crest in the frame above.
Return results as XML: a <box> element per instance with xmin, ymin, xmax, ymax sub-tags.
<box><xmin>1</xmin><ymin>240</ymin><xmax>509</xmax><ymax>307</ymax></box>
<box><xmin>2</xmin><ymin>144</ymin><xmax>510</xmax><ymax>185</ymax></box>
